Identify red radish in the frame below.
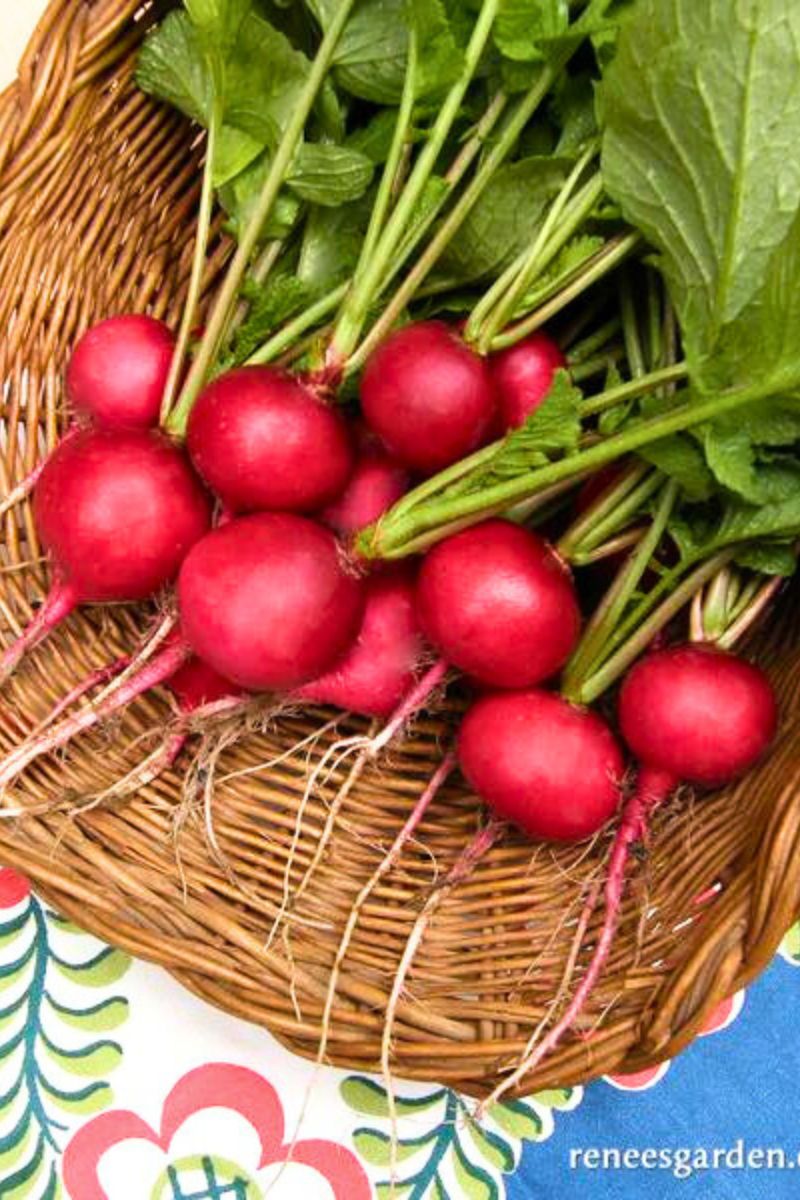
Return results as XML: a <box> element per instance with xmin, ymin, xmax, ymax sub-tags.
<box><xmin>416</xmin><ymin>519</ymin><xmax>581</xmax><ymax>688</ymax></box>
<box><xmin>0</xmin><ymin>430</ymin><xmax>211</xmax><ymax>682</ymax></box>
<box><xmin>296</xmin><ymin>568</ymin><xmax>423</xmax><ymax>718</ymax></box>
<box><xmin>67</xmin><ymin>315</ymin><xmax>174</xmax><ymax>429</ymax></box>
<box><xmin>479</xmin><ymin>643</ymin><xmax>777</xmax><ymax>1111</ymax></box>
<box><xmin>458</xmin><ymin>689</ymin><xmax>623</xmax><ymax>841</ymax></box>
<box><xmin>360</xmin><ymin>321</ymin><xmax>497</xmax><ymax>474</ymax></box>
<box><xmin>320</xmin><ymin>447</ymin><xmax>409</xmax><ymax>539</ymax></box>
<box><xmin>187</xmin><ymin>366</ymin><xmax>354</xmax><ymax>514</ymax></box>
<box><xmin>178</xmin><ymin>513</ymin><xmax>365</xmax><ymax>691</ymax></box>
<box><xmin>490</xmin><ymin>331</ymin><xmax>566</xmax><ymax>430</ymax></box>
<box><xmin>169</xmin><ymin>656</ymin><xmax>243</xmax><ymax>711</ymax></box>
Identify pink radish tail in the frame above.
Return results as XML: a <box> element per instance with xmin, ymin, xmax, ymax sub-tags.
<box><xmin>371</xmin><ymin>659</ymin><xmax>449</xmax><ymax>757</ymax></box>
<box><xmin>477</xmin><ymin>764</ymin><xmax>676</xmax><ymax>1114</ymax></box>
<box><xmin>0</xmin><ymin>578</ymin><xmax>79</xmax><ymax>685</ymax></box>
<box><xmin>0</xmin><ymin>638</ymin><xmax>192</xmax><ymax>795</ymax></box>
<box><xmin>33</xmin><ymin>656</ymin><xmax>131</xmax><ymax>733</ymax></box>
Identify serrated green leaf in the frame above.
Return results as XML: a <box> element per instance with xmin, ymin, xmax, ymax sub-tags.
<box><xmin>638</xmin><ymin>435</ymin><xmax>715</xmax><ymax>502</ymax></box>
<box><xmin>347</xmin><ymin>109</ymin><xmax>405</xmax><ymax>164</ymax></box>
<box><xmin>552</xmin><ymin>71</ymin><xmax>598</xmax><ymax>155</ymax></box>
<box><xmin>465</xmin><ymin>1118</ymin><xmax>516</xmax><ymax>1171</ymax></box>
<box><xmin>44</xmin><ymin>993</ymin><xmax>129</xmax><ymax>1034</ymax></box>
<box><xmin>185</xmin><ymin>0</ymin><xmax>251</xmax><ymax>47</ymax></box>
<box><xmin>495</xmin><ymin>0</ymin><xmax>569</xmax><ymax>62</ymax></box>
<box><xmin>299</xmin><ymin>193</ymin><xmax>374</xmax><ymax>290</ymax></box>
<box><xmin>409</xmin><ymin>0</ymin><xmax>464</xmax><ymax>98</ymax></box>
<box><xmin>136</xmin><ymin>12</ymin><xmax>212</xmax><ymax>124</ymax></box>
<box><xmin>217</xmin><ymin>151</ymin><xmax>301</xmax><ymax>242</ymax></box>
<box><xmin>225</xmin><ymin>274</ymin><xmax>315</xmax><ymax>367</ymax></box>
<box><xmin>287</xmin><ymin>143</ymin><xmax>374</xmax><ymax>205</ymax></box>
<box><xmin>38</xmin><ymin>1077</ymin><xmax>112</xmax><ymax>1116</ymax></box>
<box><xmin>341</xmin><ymin>1076</ymin><xmax>447</xmax><ymax>1117</ymax></box>
<box><xmin>52</xmin><ymin>947</ymin><xmax>130</xmax><ymax>989</ymax></box>
<box><xmin>332</xmin><ymin>0</ymin><xmax>410</xmax><ymax>104</ymax></box>
<box><xmin>452</xmin><ymin>371</ymin><xmax>581</xmax><ymax>499</ymax></box>
<box><xmin>601</xmin><ymin>0</ymin><xmax>800</xmax><ymax>397</ymax></box>
<box><xmin>735</xmin><ymin>543</ymin><xmax>797</xmax><ymax>577</ymax></box>
<box><xmin>222</xmin><ymin>14</ymin><xmax>312</xmax><ymax>149</ymax></box>
<box><xmin>442</xmin><ymin>156</ymin><xmax>570</xmax><ymax>282</ymax></box>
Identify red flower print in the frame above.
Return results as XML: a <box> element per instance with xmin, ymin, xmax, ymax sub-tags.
<box><xmin>0</xmin><ymin>866</ymin><xmax>31</xmax><ymax>908</ymax></box>
<box><xmin>63</xmin><ymin>1062</ymin><xmax>372</xmax><ymax>1200</ymax></box>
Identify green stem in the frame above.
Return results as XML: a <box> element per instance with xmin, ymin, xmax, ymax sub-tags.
<box><xmin>569</xmin><ymin>470</ymin><xmax>662</xmax><ymax>556</ymax></box>
<box><xmin>557</xmin><ymin>459</ymin><xmax>649</xmax><ymax>558</ymax></box>
<box><xmin>620</xmin><ymin>270</ymin><xmax>646</xmax><ymax>379</ymax></box>
<box><xmin>576</xmin><ymin>551</ymin><xmax>736</xmax><ymax>704</ymax></box>
<box><xmin>579</xmin><ymin>361</ymin><xmax>688</xmax><ymax>417</ymax></box>
<box><xmin>353</xmin><ymin>33</ymin><xmax>418</xmax><ymax>288</ymax></box>
<box><xmin>166</xmin><ymin>0</ymin><xmax>358</xmax><ymax>435</ymax></box>
<box><xmin>245</xmin><ymin>282</ymin><xmax>348</xmax><ymax>366</ymax></box>
<box><xmin>562</xmin><ymin>480</ymin><xmax>678</xmax><ymax>698</ymax></box>
<box><xmin>567</xmin><ymin>317</ymin><xmax>622</xmax><ymax>363</ymax></box>
<box><xmin>569</xmin><ymin>346</ymin><xmax>624</xmax><ymax>383</ymax></box>
<box><xmin>160</xmin><ymin>107</ymin><xmax>220</xmax><ymax>425</ymax></box>
<box><xmin>477</xmin><ymin>157</ymin><xmax>601</xmax><ymax>351</ymax></box>
<box><xmin>346</xmin><ymin>66</ymin><xmax>559</xmax><ymax>375</ymax></box>
<box><xmin>488</xmin><ymin>232</ymin><xmax>640</xmax><ymax>351</ymax></box>
<box><xmin>382</xmin><ymin>91</ymin><xmax>510</xmax><ymax>298</ymax></box>
<box><xmin>328</xmin><ymin>0</ymin><xmax>501</xmax><ymax>363</ymax></box>
<box><xmin>360</xmin><ymin>379</ymin><xmax>778</xmax><ymax>559</ymax></box>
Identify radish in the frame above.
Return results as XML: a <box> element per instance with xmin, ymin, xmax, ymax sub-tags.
<box><xmin>490</xmin><ymin>331</ymin><xmax>566</xmax><ymax>430</ymax></box>
<box><xmin>360</xmin><ymin>321</ymin><xmax>497</xmax><ymax>474</ymax></box>
<box><xmin>177</xmin><ymin>512</ymin><xmax>366</xmax><ymax>691</ymax></box>
<box><xmin>67</xmin><ymin>315</ymin><xmax>174</xmax><ymax>430</ymax></box>
<box><xmin>186</xmin><ymin>366</ymin><xmax>354</xmax><ymax>514</ymax></box>
<box><xmin>320</xmin><ymin>446</ymin><xmax>409</xmax><ymax>538</ymax></box>
<box><xmin>296</xmin><ymin>568</ymin><xmax>423</xmax><ymax>719</ymax></box>
<box><xmin>479</xmin><ymin>643</ymin><xmax>777</xmax><ymax>1111</ymax></box>
<box><xmin>416</xmin><ymin>518</ymin><xmax>581</xmax><ymax>688</ymax></box>
<box><xmin>458</xmin><ymin>689</ymin><xmax>623</xmax><ymax>841</ymax></box>
<box><xmin>0</xmin><ymin>430</ymin><xmax>211</xmax><ymax>682</ymax></box>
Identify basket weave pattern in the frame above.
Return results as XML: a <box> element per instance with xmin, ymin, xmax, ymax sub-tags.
<box><xmin>1</xmin><ymin>0</ymin><xmax>800</xmax><ymax>1097</ymax></box>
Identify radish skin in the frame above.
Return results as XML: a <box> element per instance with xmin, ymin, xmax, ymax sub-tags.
<box><xmin>178</xmin><ymin>513</ymin><xmax>366</xmax><ymax>692</ymax></box>
<box><xmin>361</xmin><ymin>321</ymin><xmax>497</xmax><ymax>474</ymax></box>
<box><xmin>320</xmin><ymin>447</ymin><xmax>409</xmax><ymax>538</ymax></box>
<box><xmin>490</xmin><ymin>331</ymin><xmax>566</xmax><ymax>430</ymax></box>
<box><xmin>1</xmin><ymin>429</ymin><xmax>211</xmax><ymax>684</ymax></box>
<box><xmin>67</xmin><ymin>315</ymin><xmax>174</xmax><ymax>430</ymax></box>
<box><xmin>416</xmin><ymin>519</ymin><xmax>581</xmax><ymax>689</ymax></box>
<box><xmin>458</xmin><ymin>689</ymin><xmax>623</xmax><ymax>841</ymax></box>
<box><xmin>187</xmin><ymin>366</ymin><xmax>354</xmax><ymax>514</ymax></box>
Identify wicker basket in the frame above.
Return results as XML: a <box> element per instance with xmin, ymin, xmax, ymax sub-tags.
<box><xmin>1</xmin><ymin>0</ymin><xmax>800</xmax><ymax>1099</ymax></box>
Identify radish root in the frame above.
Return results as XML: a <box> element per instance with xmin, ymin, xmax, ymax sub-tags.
<box><xmin>382</xmin><ymin>815</ymin><xmax>504</xmax><ymax>1190</ymax></box>
<box><xmin>266</xmin><ymin>660</ymin><xmax>447</xmax><ymax>949</ymax></box>
<box><xmin>476</xmin><ymin>767</ymin><xmax>670</xmax><ymax>1116</ymax></box>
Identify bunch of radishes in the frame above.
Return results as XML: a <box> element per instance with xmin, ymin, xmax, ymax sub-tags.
<box><xmin>0</xmin><ymin>308</ymin><xmax>779</xmax><ymax>1094</ymax></box>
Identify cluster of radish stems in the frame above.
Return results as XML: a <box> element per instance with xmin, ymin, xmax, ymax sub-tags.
<box><xmin>0</xmin><ymin>0</ymin><xmax>788</xmax><ymax>1179</ymax></box>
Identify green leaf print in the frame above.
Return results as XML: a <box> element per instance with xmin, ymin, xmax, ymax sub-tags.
<box><xmin>0</xmin><ymin>888</ymin><xmax>131</xmax><ymax>1198</ymax></box>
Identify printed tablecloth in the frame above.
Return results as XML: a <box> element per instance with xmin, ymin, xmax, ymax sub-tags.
<box><xmin>0</xmin><ymin>864</ymin><xmax>797</xmax><ymax>1199</ymax></box>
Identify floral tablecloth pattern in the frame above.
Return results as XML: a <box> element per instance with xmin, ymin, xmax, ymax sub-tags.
<box><xmin>0</xmin><ymin>865</ymin><xmax>797</xmax><ymax>1199</ymax></box>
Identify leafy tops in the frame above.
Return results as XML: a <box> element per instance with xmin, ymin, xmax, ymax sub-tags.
<box><xmin>602</xmin><ymin>0</ymin><xmax>800</xmax><ymax>396</ymax></box>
